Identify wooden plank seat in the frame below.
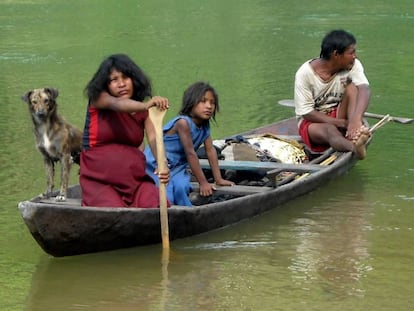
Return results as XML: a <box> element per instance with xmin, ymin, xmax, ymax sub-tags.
<box><xmin>191</xmin><ymin>182</ymin><xmax>272</xmax><ymax>195</ymax></box>
<box><xmin>199</xmin><ymin>159</ymin><xmax>323</xmax><ymax>173</ymax></box>
<box><xmin>199</xmin><ymin>159</ymin><xmax>327</xmax><ymax>188</ymax></box>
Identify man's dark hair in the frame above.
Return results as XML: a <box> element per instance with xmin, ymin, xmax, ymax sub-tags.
<box><xmin>320</xmin><ymin>30</ymin><xmax>356</xmax><ymax>60</ymax></box>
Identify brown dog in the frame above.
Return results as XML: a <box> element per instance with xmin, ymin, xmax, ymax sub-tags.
<box><xmin>21</xmin><ymin>88</ymin><xmax>82</xmax><ymax>201</ymax></box>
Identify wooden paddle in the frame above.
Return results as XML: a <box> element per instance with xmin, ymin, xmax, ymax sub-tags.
<box><xmin>364</xmin><ymin>112</ymin><xmax>413</xmax><ymax>125</ymax></box>
<box><xmin>148</xmin><ymin>106</ymin><xmax>170</xmax><ymax>250</ymax></box>
<box><xmin>278</xmin><ymin>99</ymin><xmax>414</xmax><ymax>124</ymax></box>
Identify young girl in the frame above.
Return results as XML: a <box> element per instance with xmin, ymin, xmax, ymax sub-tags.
<box><xmin>145</xmin><ymin>81</ymin><xmax>234</xmax><ymax>206</ymax></box>
<box><xmin>80</xmin><ymin>54</ymin><xmax>170</xmax><ymax>208</ymax></box>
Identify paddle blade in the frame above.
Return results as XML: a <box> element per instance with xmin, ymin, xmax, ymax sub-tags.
<box><xmin>278</xmin><ymin>99</ymin><xmax>413</xmax><ymax>124</ymax></box>
<box><xmin>363</xmin><ymin>112</ymin><xmax>413</xmax><ymax>124</ymax></box>
<box><xmin>278</xmin><ymin>99</ymin><xmax>295</xmax><ymax>107</ymax></box>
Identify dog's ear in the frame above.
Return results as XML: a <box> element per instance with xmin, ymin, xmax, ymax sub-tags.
<box><xmin>21</xmin><ymin>91</ymin><xmax>33</xmax><ymax>103</ymax></box>
<box><xmin>45</xmin><ymin>88</ymin><xmax>59</xmax><ymax>100</ymax></box>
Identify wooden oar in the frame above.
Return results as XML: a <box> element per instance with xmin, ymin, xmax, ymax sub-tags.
<box><xmin>364</xmin><ymin>112</ymin><xmax>413</xmax><ymax>125</ymax></box>
<box><xmin>148</xmin><ymin>106</ymin><xmax>170</xmax><ymax>250</ymax></box>
<box><xmin>278</xmin><ymin>99</ymin><xmax>413</xmax><ymax>124</ymax></box>
<box><xmin>369</xmin><ymin>114</ymin><xmax>391</xmax><ymax>133</ymax></box>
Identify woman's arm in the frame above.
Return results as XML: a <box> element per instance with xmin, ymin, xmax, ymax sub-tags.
<box><xmin>91</xmin><ymin>92</ymin><xmax>169</xmax><ymax>113</ymax></box>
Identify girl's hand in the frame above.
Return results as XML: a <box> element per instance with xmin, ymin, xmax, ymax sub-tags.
<box><xmin>215</xmin><ymin>178</ymin><xmax>235</xmax><ymax>187</ymax></box>
<box><xmin>199</xmin><ymin>182</ymin><xmax>216</xmax><ymax>197</ymax></box>
<box><xmin>147</xmin><ymin>96</ymin><xmax>169</xmax><ymax>110</ymax></box>
<box><xmin>155</xmin><ymin>168</ymin><xmax>170</xmax><ymax>184</ymax></box>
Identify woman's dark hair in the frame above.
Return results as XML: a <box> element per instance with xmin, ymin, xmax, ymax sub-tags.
<box><xmin>180</xmin><ymin>81</ymin><xmax>219</xmax><ymax>124</ymax></box>
<box><xmin>84</xmin><ymin>54</ymin><xmax>152</xmax><ymax>101</ymax></box>
<box><xmin>320</xmin><ymin>30</ymin><xmax>356</xmax><ymax>60</ymax></box>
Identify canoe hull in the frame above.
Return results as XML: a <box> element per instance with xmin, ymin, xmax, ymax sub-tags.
<box><xmin>18</xmin><ymin>117</ymin><xmax>360</xmax><ymax>257</ymax></box>
<box><xmin>18</xmin><ymin>155</ymin><xmax>356</xmax><ymax>257</ymax></box>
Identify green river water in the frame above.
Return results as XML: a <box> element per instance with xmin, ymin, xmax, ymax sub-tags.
<box><xmin>1</xmin><ymin>1</ymin><xmax>413</xmax><ymax>310</ymax></box>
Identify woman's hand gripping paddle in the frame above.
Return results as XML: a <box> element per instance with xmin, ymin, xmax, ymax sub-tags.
<box><xmin>148</xmin><ymin>106</ymin><xmax>170</xmax><ymax>250</ymax></box>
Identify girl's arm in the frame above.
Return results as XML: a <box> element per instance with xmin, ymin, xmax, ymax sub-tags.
<box><xmin>175</xmin><ymin>119</ymin><xmax>214</xmax><ymax>196</ymax></box>
<box><xmin>91</xmin><ymin>92</ymin><xmax>169</xmax><ymax>112</ymax></box>
<box><xmin>204</xmin><ymin>136</ymin><xmax>234</xmax><ymax>186</ymax></box>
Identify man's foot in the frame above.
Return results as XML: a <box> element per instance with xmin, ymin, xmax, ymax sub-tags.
<box><xmin>353</xmin><ymin>133</ymin><xmax>369</xmax><ymax>160</ymax></box>
<box><xmin>347</xmin><ymin>125</ymin><xmax>371</xmax><ymax>141</ymax></box>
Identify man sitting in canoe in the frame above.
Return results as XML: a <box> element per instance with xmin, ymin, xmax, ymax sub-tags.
<box><xmin>294</xmin><ymin>29</ymin><xmax>371</xmax><ymax>159</ymax></box>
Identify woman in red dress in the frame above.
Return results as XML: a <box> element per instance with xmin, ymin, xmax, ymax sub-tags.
<box><xmin>80</xmin><ymin>54</ymin><xmax>169</xmax><ymax>208</ymax></box>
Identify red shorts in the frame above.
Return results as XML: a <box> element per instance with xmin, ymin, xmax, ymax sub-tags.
<box><xmin>298</xmin><ymin>109</ymin><xmax>337</xmax><ymax>153</ymax></box>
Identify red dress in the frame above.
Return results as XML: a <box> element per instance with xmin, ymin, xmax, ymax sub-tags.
<box><xmin>80</xmin><ymin>106</ymin><xmax>159</xmax><ymax>208</ymax></box>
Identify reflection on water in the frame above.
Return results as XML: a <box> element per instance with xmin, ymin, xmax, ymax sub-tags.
<box><xmin>26</xmin><ymin>246</ymin><xmax>224</xmax><ymax>311</ymax></box>
<box><xmin>289</xmin><ymin>204</ymin><xmax>372</xmax><ymax>298</ymax></box>
<box><xmin>287</xmin><ymin>171</ymin><xmax>373</xmax><ymax>298</ymax></box>
<box><xmin>27</xmin><ymin>248</ymin><xmax>165</xmax><ymax>310</ymax></box>
<box><xmin>27</xmin><ymin>251</ymin><xmax>159</xmax><ymax>310</ymax></box>
<box><xmin>24</xmin><ymin>168</ymin><xmax>412</xmax><ymax>310</ymax></box>
<box><xmin>22</xmin><ymin>168</ymin><xmax>412</xmax><ymax>310</ymax></box>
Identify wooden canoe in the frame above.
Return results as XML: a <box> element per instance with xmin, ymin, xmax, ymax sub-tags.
<box><xmin>18</xmin><ymin>117</ymin><xmax>368</xmax><ymax>257</ymax></box>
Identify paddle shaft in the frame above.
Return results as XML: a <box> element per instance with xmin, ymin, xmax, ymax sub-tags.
<box><xmin>363</xmin><ymin>111</ymin><xmax>412</xmax><ymax>124</ymax></box>
<box><xmin>278</xmin><ymin>99</ymin><xmax>413</xmax><ymax>124</ymax></box>
<box><xmin>148</xmin><ymin>107</ymin><xmax>170</xmax><ymax>250</ymax></box>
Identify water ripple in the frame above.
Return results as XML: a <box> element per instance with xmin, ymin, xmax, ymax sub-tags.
<box><xmin>184</xmin><ymin>240</ymin><xmax>277</xmax><ymax>250</ymax></box>
<box><xmin>0</xmin><ymin>52</ymin><xmax>56</xmax><ymax>63</ymax></box>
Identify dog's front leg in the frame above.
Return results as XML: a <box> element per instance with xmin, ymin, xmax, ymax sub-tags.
<box><xmin>43</xmin><ymin>158</ymin><xmax>55</xmax><ymax>198</ymax></box>
<box><xmin>57</xmin><ymin>154</ymin><xmax>71</xmax><ymax>201</ymax></box>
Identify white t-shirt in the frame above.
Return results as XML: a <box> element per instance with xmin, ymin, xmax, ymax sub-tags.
<box><xmin>294</xmin><ymin>58</ymin><xmax>369</xmax><ymax>122</ymax></box>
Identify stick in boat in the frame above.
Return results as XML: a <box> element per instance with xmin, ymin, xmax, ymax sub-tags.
<box><xmin>148</xmin><ymin>106</ymin><xmax>170</xmax><ymax>250</ymax></box>
<box><xmin>276</xmin><ymin>148</ymin><xmax>335</xmax><ymax>186</ymax></box>
<box><xmin>369</xmin><ymin>114</ymin><xmax>391</xmax><ymax>133</ymax></box>
<box><xmin>278</xmin><ymin>99</ymin><xmax>414</xmax><ymax>124</ymax></box>
<box><xmin>296</xmin><ymin>152</ymin><xmax>338</xmax><ymax>180</ymax></box>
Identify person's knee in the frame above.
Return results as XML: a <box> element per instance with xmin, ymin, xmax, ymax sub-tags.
<box><xmin>342</xmin><ymin>83</ymin><xmax>357</xmax><ymax>106</ymax></box>
<box><xmin>310</xmin><ymin>123</ymin><xmax>337</xmax><ymax>140</ymax></box>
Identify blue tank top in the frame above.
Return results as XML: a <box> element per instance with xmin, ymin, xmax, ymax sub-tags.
<box><xmin>145</xmin><ymin>115</ymin><xmax>210</xmax><ymax>171</ymax></box>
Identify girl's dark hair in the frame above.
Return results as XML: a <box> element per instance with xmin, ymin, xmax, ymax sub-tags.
<box><xmin>320</xmin><ymin>30</ymin><xmax>356</xmax><ymax>60</ymax></box>
<box><xmin>84</xmin><ymin>54</ymin><xmax>152</xmax><ymax>102</ymax></box>
<box><xmin>180</xmin><ymin>81</ymin><xmax>219</xmax><ymax>124</ymax></box>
